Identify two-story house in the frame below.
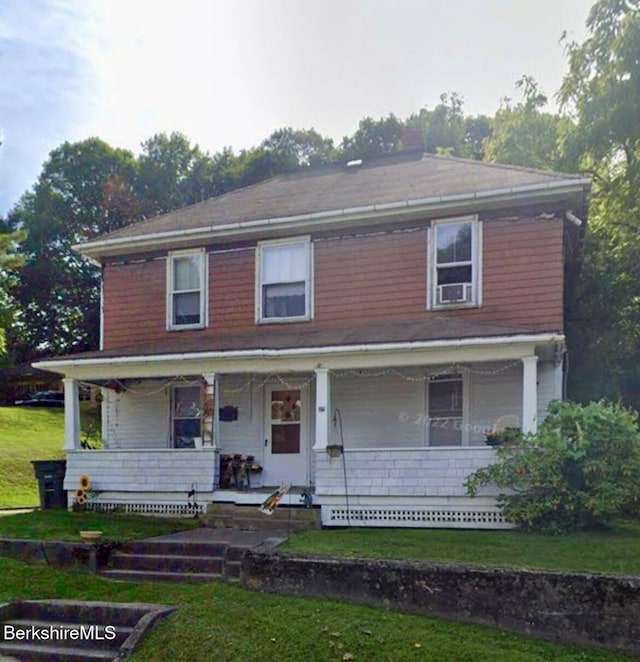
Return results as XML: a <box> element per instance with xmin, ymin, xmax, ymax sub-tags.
<box><xmin>37</xmin><ymin>151</ymin><xmax>589</xmax><ymax>528</ymax></box>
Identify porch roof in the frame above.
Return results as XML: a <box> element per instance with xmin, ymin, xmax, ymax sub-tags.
<box><xmin>38</xmin><ymin>317</ymin><xmax>552</xmax><ymax>365</ymax></box>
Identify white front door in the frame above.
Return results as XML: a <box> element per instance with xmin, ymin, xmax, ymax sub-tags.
<box><xmin>263</xmin><ymin>384</ymin><xmax>309</xmax><ymax>486</ymax></box>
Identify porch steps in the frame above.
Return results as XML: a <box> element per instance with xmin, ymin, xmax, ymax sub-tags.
<box><xmin>100</xmin><ymin>569</ymin><xmax>224</xmax><ymax>583</ymax></box>
<box><xmin>0</xmin><ymin>599</ymin><xmax>174</xmax><ymax>662</ymax></box>
<box><xmin>204</xmin><ymin>503</ymin><xmax>321</xmax><ymax>533</ymax></box>
<box><xmin>102</xmin><ymin>540</ymin><xmax>224</xmax><ymax>583</ymax></box>
<box><xmin>100</xmin><ymin>536</ymin><xmax>252</xmax><ymax>583</ymax></box>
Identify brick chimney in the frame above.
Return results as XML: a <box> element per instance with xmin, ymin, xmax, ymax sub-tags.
<box><xmin>401</xmin><ymin>126</ymin><xmax>425</xmax><ymax>151</ymax></box>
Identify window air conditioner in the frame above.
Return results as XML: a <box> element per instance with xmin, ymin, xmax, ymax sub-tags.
<box><xmin>437</xmin><ymin>282</ymin><xmax>472</xmax><ymax>304</ymax></box>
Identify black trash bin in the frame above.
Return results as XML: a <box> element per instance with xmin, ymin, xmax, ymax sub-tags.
<box><xmin>31</xmin><ymin>460</ymin><xmax>67</xmax><ymax>510</ymax></box>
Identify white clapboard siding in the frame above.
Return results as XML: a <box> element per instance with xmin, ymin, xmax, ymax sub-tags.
<box><xmin>469</xmin><ymin>364</ymin><xmax>522</xmax><ymax>444</ymax></box>
<box><xmin>538</xmin><ymin>360</ymin><xmax>562</xmax><ymax>424</ymax></box>
<box><xmin>218</xmin><ymin>374</ymin><xmax>264</xmax><ymax>457</ymax></box>
<box><xmin>64</xmin><ymin>448</ymin><xmax>216</xmax><ymax>493</ymax></box>
<box><xmin>314</xmin><ymin>447</ymin><xmax>497</xmax><ymax>497</ymax></box>
<box><xmin>331</xmin><ymin>372</ymin><xmax>425</xmax><ymax>449</ymax></box>
<box><xmin>103</xmin><ymin>381</ymin><xmax>169</xmax><ymax>449</ymax></box>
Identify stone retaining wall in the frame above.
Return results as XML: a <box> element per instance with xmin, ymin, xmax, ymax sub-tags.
<box><xmin>242</xmin><ymin>550</ymin><xmax>640</xmax><ymax>656</ymax></box>
<box><xmin>0</xmin><ymin>538</ymin><xmax>110</xmax><ymax>571</ymax></box>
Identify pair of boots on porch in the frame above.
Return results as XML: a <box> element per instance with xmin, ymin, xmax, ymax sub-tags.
<box><xmin>220</xmin><ymin>454</ymin><xmax>262</xmax><ymax>490</ymax></box>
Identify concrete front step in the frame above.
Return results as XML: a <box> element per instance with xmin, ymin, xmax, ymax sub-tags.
<box><xmin>204</xmin><ymin>515</ymin><xmax>310</xmax><ymax>533</ymax></box>
<box><xmin>118</xmin><ymin>540</ymin><xmax>228</xmax><ymax>557</ymax></box>
<box><xmin>105</xmin><ymin>538</ymin><xmax>233</xmax><ymax>582</ymax></box>
<box><xmin>100</xmin><ymin>528</ymin><xmax>286</xmax><ymax>583</ymax></box>
<box><xmin>109</xmin><ymin>552</ymin><xmax>224</xmax><ymax>574</ymax></box>
<box><xmin>100</xmin><ymin>568</ymin><xmax>222</xmax><ymax>583</ymax></box>
<box><xmin>0</xmin><ymin>600</ymin><xmax>175</xmax><ymax>662</ymax></box>
<box><xmin>12</xmin><ymin>601</ymin><xmax>156</xmax><ymax>628</ymax></box>
<box><xmin>0</xmin><ymin>641</ymin><xmax>117</xmax><ymax>661</ymax></box>
<box><xmin>208</xmin><ymin>503</ymin><xmax>320</xmax><ymax>525</ymax></box>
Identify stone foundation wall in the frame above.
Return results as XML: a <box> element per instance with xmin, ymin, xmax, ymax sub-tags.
<box><xmin>242</xmin><ymin>550</ymin><xmax>640</xmax><ymax>656</ymax></box>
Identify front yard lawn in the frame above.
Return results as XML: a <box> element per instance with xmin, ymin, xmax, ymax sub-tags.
<box><xmin>0</xmin><ymin>406</ymin><xmax>64</xmax><ymax>507</ymax></box>
<box><xmin>0</xmin><ymin>510</ymin><xmax>199</xmax><ymax>541</ymax></box>
<box><xmin>0</xmin><ymin>404</ymin><xmax>100</xmax><ymax>507</ymax></box>
<box><xmin>284</xmin><ymin>520</ymin><xmax>640</xmax><ymax>576</ymax></box>
<box><xmin>0</xmin><ymin>557</ymin><xmax>633</xmax><ymax>661</ymax></box>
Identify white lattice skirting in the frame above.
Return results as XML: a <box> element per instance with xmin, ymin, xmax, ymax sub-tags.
<box><xmin>322</xmin><ymin>505</ymin><xmax>511</xmax><ymax>529</ymax></box>
<box><xmin>84</xmin><ymin>501</ymin><xmax>203</xmax><ymax>517</ymax></box>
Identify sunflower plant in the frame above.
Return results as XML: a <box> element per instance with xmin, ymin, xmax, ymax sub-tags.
<box><xmin>72</xmin><ymin>474</ymin><xmax>98</xmax><ymax>512</ymax></box>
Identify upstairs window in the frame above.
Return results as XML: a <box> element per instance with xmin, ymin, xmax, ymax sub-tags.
<box><xmin>430</xmin><ymin>217</ymin><xmax>480</xmax><ymax>307</ymax></box>
<box><xmin>258</xmin><ymin>238</ymin><xmax>312</xmax><ymax>322</ymax></box>
<box><xmin>167</xmin><ymin>249</ymin><xmax>206</xmax><ymax>330</ymax></box>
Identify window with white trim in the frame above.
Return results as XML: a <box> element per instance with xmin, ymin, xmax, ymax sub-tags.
<box><xmin>258</xmin><ymin>239</ymin><xmax>311</xmax><ymax>321</ymax></box>
<box><xmin>430</xmin><ymin>217</ymin><xmax>480</xmax><ymax>307</ymax></box>
<box><xmin>167</xmin><ymin>250</ymin><xmax>206</xmax><ymax>329</ymax></box>
<box><xmin>171</xmin><ymin>384</ymin><xmax>202</xmax><ymax>448</ymax></box>
<box><xmin>428</xmin><ymin>374</ymin><xmax>463</xmax><ymax>446</ymax></box>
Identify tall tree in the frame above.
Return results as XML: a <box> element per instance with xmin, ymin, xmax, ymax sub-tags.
<box><xmin>406</xmin><ymin>93</ymin><xmax>492</xmax><ymax>159</ymax></box>
<box><xmin>560</xmin><ymin>0</ymin><xmax>640</xmax><ymax>176</ymax></box>
<box><xmin>260</xmin><ymin>128</ymin><xmax>336</xmax><ymax>168</ymax></box>
<box><xmin>559</xmin><ymin>0</ymin><xmax>640</xmax><ymax>407</ymax></box>
<box><xmin>340</xmin><ymin>114</ymin><xmax>404</xmax><ymax>160</ymax></box>
<box><xmin>233</xmin><ymin>128</ymin><xmax>336</xmax><ymax>188</ymax></box>
<box><xmin>0</xmin><ymin>225</ymin><xmax>24</xmax><ymax>354</ymax></box>
<box><xmin>136</xmin><ymin>132</ymin><xmax>218</xmax><ymax>215</ymax></box>
<box><xmin>9</xmin><ymin>138</ymin><xmax>139</xmax><ymax>360</ymax></box>
<box><xmin>484</xmin><ymin>76</ymin><xmax>576</xmax><ymax>171</ymax></box>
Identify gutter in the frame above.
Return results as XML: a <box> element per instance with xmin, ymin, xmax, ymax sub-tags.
<box><xmin>34</xmin><ymin>332</ymin><xmax>564</xmax><ymax>370</ymax></box>
<box><xmin>75</xmin><ymin>179</ymin><xmax>591</xmax><ymax>257</ymax></box>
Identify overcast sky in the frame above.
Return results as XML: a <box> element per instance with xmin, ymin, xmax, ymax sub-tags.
<box><xmin>0</xmin><ymin>0</ymin><xmax>593</xmax><ymax>215</ymax></box>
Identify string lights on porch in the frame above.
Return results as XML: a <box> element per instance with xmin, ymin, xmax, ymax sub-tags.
<box><xmin>331</xmin><ymin>360</ymin><xmax>523</xmax><ymax>381</ymax></box>
<box><xmin>220</xmin><ymin>372</ymin><xmax>315</xmax><ymax>396</ymax></box>
<box><xmin>79</xmin><ymin>360</ymin><xmax>523</xmax><ymax>403</ymax></box>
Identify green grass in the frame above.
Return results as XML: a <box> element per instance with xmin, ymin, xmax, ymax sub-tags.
<box><xmin>284</xmin><ymin>520</ymin><xmax>640</xmax><ymax>576</ymax></box>
<box><xmin>0</xmin><ymin>406</ymin><xmax>64</xmax><ymax>507</ymax></box>
<box><xmin>0</xmin><ymin>404</ymin><xmax>98</xmax><ymax>507</ymax></box>
<box><xmin>0</xmin><ymin>557</ymin><xmax>633</xmax><ymax>661</ymax></box>
<box><xmin>0</xmin><ymin>510</ymin><xmax>199</xmax><ymax>541</ymax></box>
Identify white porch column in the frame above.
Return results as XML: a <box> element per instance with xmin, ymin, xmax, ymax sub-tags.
<box><xmin>521</xmin><ymin>355</ymin><xmax>539</xmax><ymax>434</ymax></box>
<box><xmin>62</xmin><ymin>378</ymin><xmax>81</xmax><ymax>451</ymax></box>
<box><xmin>314</xmin><ymin>368</ymin><xmax>330</xmax><ymax>450</ymax></box>
<box><xmin>203</xmin><ymin>373</ymin><xmax>218</xmax><ymax>449</ymax></box>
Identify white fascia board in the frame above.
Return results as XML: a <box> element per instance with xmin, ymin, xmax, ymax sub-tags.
<box><xmin>75</xmin><ymin>179</ymin><xmax>590</xmax><ymax>258</ymax></box>
<box><xmin>34</xmin><ymin>332</ymin><xmax>563</xmax><ymax>374</ymax></box>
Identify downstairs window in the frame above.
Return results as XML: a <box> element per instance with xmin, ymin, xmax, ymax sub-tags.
<box><xmin>428</xmin><ymin>374</ymin><xmax>463</xmax><ymax>446</ymax></box>
<box><xmin>171</xmin><ymin>384</ymin><xmax>202</xmax><ymax>448</ymax></box>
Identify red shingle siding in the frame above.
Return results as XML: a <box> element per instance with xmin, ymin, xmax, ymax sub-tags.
<box><xmin>102</xmin><ymin>217</ymin><xmax>564</xmax><ymax>350</ymax></box>
<box><xmin>103</xmin><ymin>259</ymin><xmax>166</xmax><ymax>349</ymax></box>
<box><xmin>209</xmin><ymin>249</ymin><xmax>255</xmax><ymax>330</ymax></box>
<box><xmin>314</xmin><ymin>231</ymin><xmax>426</xmax><ymax>322</ymax></box>
<box><xmin>475</xmin><ymin>218</ymin><xmax>563</xmax><ymax>329</ymax></box>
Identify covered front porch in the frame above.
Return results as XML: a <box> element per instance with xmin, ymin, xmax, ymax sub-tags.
<box><xmin>42</xmin><ymin>332</ymin><xmax>562</xmax><ymax>525</ymax></box>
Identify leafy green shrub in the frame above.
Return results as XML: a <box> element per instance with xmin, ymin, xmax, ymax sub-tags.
<box><xmin>465</xmin><ymin>400</ymin><xmax>640</xmax><ymax>533</ymax></box>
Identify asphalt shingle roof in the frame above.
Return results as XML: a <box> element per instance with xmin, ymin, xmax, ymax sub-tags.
<box><xmin>98</xmin><ymin>151</ymin><xmax>587</xmax><ymax>243</ymax></box>
<box><xmin>43</xmin><ymin>317</ymin><xmax>550</xmax><ymax>363</ymax></box>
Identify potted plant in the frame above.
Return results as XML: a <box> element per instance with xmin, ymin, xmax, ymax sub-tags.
<box><xmin>484</xmin><ymin>427</ymin><xmax>522</xmax><ymax>447</ymax></box>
